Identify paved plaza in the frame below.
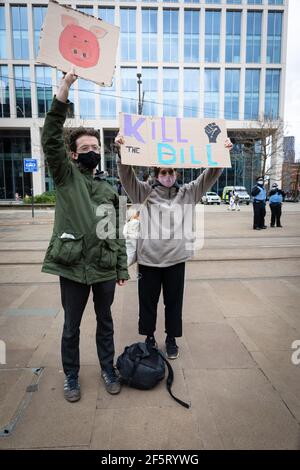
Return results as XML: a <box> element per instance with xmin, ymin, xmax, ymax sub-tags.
<box><xmin>0</xmin><ymin>204</ymin><xmax>300</xmax><ymax>450</ymax></box>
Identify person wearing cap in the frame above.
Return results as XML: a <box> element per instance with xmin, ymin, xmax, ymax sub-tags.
<box><xmin>269</xmin><ymin>183</ymin><xmax>285</xmax><ymax>228</ymax></box>
<box><xmin>251</xmin><ymin>177</ymin><xmax>267</xmax><ymax>230</ymax></box>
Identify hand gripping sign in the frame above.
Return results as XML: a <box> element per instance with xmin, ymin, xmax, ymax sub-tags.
<box><xmin>37</xmin><ymin>0</ymin><xmax>119</xmax><ymax>86</ymax></box>
<box><xmin>119</xmin><ymin>113</ymin><xmax>231</xmax><ymax>168</ymax></box>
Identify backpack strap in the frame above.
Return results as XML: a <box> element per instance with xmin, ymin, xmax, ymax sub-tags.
<box><xmin>156</xmin><ymin>350</ymin><xmax>190</xmax><ymax>409</ymax></box>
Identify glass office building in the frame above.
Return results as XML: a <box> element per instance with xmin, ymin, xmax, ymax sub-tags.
<box><xmin>0</xmin><ymin>0</ymin><xmax>288</xmax><ymax>199</ymax></box>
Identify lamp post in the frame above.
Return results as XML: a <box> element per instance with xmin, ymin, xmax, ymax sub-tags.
<box><xmin>137</xmin><ymin>73</ymin><xmax>143</xmax><ymax>115</ymax></box>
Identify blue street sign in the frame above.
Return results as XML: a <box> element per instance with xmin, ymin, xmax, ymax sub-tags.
<box><xmin>24</xmin><ymin>159</ymin><xmax>38</xmax><ymax>173</ymax></box>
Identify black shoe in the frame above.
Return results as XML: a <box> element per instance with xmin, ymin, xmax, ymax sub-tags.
<box><xmin>254</xmin><ymin>227</ymin><xmax>261</xmax><ymax>230</ymax></box>
<box><xmin>64</xmin><ymin>374</ymin><xmax>81</xmax><ymax>402</ymax></box>
<box><xmin>145</xmin><ymin>335</ymin><xmax>158</xmax><ymax>349</ymax></box>
<box><xmin>262</xmin><ymin>226</ymin><xmax>267</xmax><ymax>229</ymax></box>
<box><xmin>101</xmin><ymin>367</ymin><xmax>121</xmax><ymax>395</ymax></box>
<box><xmin>270</xmin><ymin>225</ymin><xmax>275</xmax><ymax>227</ymax></box>
<box><xmin>277</xmin><ymin>225</ymin><xmax>283</xmax><ymax>228</ymax></box>
<box><xmin>165</xmin><ymin>336</ymin><xmax>179</xmax><ymax>360</ymax></box>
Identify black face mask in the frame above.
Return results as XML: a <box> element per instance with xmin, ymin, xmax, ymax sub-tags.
<box><xmin>77</xmin><ymin>151</ymin><xmax>100</xmax><ymax>170</ymax></box>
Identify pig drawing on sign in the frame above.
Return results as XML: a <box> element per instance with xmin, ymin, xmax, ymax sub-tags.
<box><xmin>59</xmin><ymin>15</ymin><xmax>107</xmax><ymax>68</ymax></box>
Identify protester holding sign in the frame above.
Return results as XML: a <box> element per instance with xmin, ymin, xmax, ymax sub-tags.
<box><xmin>115</xmin><ymin>133</ymin><xmax>233</xmax><ymax>359</ymax></box>
<box><xmin>41</xmin><ymin>69</ymin><xmax>128</xmax><ymax>403</ymax></box>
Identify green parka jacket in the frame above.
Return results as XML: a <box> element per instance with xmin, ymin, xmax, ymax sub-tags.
<box><xmin>41</xmin><ymin>97</ymin><xmax>129</xmax><ymax>285</ymax></box>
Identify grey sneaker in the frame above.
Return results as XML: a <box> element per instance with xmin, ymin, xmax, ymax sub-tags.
<box><xmin>166</xmin><ymin>336</ymin><xmax>179</xmax><ymax>360</ymax></box>
<box><xmin>101</xmin><ymin>368</ymin><xmax>121</xmax><ymax>395</ymax></box>
<box><xmin>64</xmin><ymin>375</ymin><xmax>81</xmax><ymax>402</ymax></box>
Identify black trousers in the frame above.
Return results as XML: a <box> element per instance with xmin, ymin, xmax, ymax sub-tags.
<box><xmin>60</xmin><ymin>276</ymin><xmax>116</xmax><ymax>377</ymax></box>
<box><xmin>270</xmin><ymin>203</ymin><xmax>282</xmax><ymax>226</ymax></box>
<box><xmin>138</xmin><ymin>263</ymin><xmax>185</xmax><ymax>338</ymax></box>
<box><xmin>253</xmin><ymin>201</ymin><xmax>266</xmax><ymax>228</ymax></box>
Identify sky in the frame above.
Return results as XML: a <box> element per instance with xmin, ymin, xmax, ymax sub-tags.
<box><xmin>284</xmin><ymin>0</ymin><xmax>300</xmax><ymax>160</ymax></box>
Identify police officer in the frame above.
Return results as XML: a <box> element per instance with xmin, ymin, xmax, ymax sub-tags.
<box><xmin>251</xmin><ymin>176</ymin><xmax>267</xmax><ymax>230</ymax></box>
<box><xmin>269</xmin><ymin>183</ymin><xmax>285</xmax><ymax>228</ymax></box>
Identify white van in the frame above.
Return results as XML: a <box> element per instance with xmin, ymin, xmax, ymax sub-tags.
<box><xmin>222</xmin><ymin>186</ymin><xmax>250</xmax><ymax>205</ymax></box>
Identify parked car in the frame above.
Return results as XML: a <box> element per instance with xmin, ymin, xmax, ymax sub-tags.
<box><xmin>222</xmin><ymin>186</ymin><xmax>250</xmax><ymax>205</ymax></box>
<box><xmin>201</xmin><ymin>191</ymin><xmax>221</xmax><ymax>205</ymax></box>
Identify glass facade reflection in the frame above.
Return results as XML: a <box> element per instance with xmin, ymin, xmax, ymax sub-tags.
<box><xmin>0</xmin><ymin>1</ymin><xmax>288</xmax><ymax>198</ymax></box>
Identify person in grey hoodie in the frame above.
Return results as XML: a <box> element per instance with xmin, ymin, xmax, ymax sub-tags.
<box><xmin>115</xmin><ymin>134</ymin><xmax>233</xmax><ymax>359</ymax></box>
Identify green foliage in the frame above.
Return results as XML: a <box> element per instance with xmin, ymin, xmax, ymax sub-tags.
<box><xmin>23</xmin><ymin>191</ymin><xmax>56</xmax><ymax>204</ymax></box>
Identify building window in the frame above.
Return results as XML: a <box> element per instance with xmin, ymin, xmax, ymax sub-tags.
<box><xmin>246</xmin><ymin>11</ymin><xmax>262</xmax><ymax>63</ymax></box>
<box><xmin>184</xmin><ymin>10</ymin><xmax>200</xmax><ymax>63</ymax></box>
<box><xmin>184</xmin><ymin>0</ymin><xmax>200</xmax><ymax>3</ymax></box>
<box><xmin>100</xmin><ymin>76</ymin><xmax>116</xmax><ymax>119</ymax></box>
<box><xmin>14</xmin><ymin>66</ymin><xmax>32</xmax><ymax>117</ymax></box>
<box><xmin>76</xmin><ymin>6</ymin><xmax>93</xmax><ymax>15</ymax></box>
<box><xmin>265</xmin><ymin>69</ymin><xmax>280</xmax><ymax>119</ymax></box>
<box><xmin>0</xmin><ymin>6</ymin><xmax>7</xmax><ymax>59</ymax></box>
<box><xmin>268</xmin><ymin>0</ymin><xmax>284</xmax><ymax>4</ymax></box>
<box><xmin>206</xmin><ymin>0</ymin><xmax>221</xmax><ymax>3</ymax></box>
<box><xmin>247</xmin><ymin>0</ymin><xmax>262</xmax><ymax>4</ymax></box>
<box><xmin>244</xmin><ymin>69</ymin><xmax>260</xmax><ymax>120</ymax></box>
<box><xmin>225</xmin><ymin>69</ymin><xmax>240</xmax><ymax>120</ymax></box>
<box><xmin>205</xmin><ymin>10</ymin><xmax>221</xmax><ymax>63</ymax></box>
<box><xmin>121</xmin><ymin>67</ymin><xmax>137</xmax><ymax>114</ymax></box>
<box><xmin>11</xmin><ymin>6</ymin><xmax>29</xmax><ymax>60</ymax></box>
<box><xmin>227</xmin><ymin>1</ymin><xmax>242</xmax><ymax>4</ymax></box>
<box><xmin>142</xmin><ymin>9</ymin><xmax>157</xmax><ymax>62</ymax></box>
<box><xmin>163</xmin><ymin>9</ymin><xmax>179</xmax><ymax>63</ymax></box>
<box><xmin>0</xmin><ymin>66</ymin><xmax>10</xmax><ymax>117</ymax></box>
<box><xmin>33</xmin><ymin>6</ymin><xmax>47</xmax><ymax>58</ymax></box>
<box><xmin>78</xmin><ymin>79</ymin><xmax>95</xmax><ymax>119</ymax></box>
<box><xmin>36</xmin><ymin>66</ymin><xmax>52</xmax><ymax>118</ymax></box>
<box><xmin>226</xmin><ymin>11</ymin><xmax>241</xmax><ymax>63</ymax></box>
<box><xmin>204</xmin><ymin>68</ymin><xmax>220</xmax><ymax>118</ymax></box>
<box><xmin>98</xmin><ymin>7</ymin><xmax>115</xmax><ymax>24</ymax></box>
<box><xmin>120</xmin><ymin>8</ymin><xmax>136</xmax><ymax>62</ymax></box>
<box><xmin>267</xmin><ymin>12</ymin><xmax>282</xmax><ymax>64</ymax></box>
<box><xmin>163</xmin><ymin>68</ymin><xmax>179</xmax><ymax>117</ymax></box>
<box><xmin>142</xmin><ymin>68</ymin><xmax>158</xmax><ymax>116</ymax></box>
<box><xmin>184</xmin><ymin>69</ymin><xmax>199</xmax><ymax>118</ymax></box>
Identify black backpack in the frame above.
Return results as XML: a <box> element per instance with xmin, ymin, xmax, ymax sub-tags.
<box><xmin>116</xmin><ymin>342</ymin><xmax>190</xmax><ymax>409</ymax></box>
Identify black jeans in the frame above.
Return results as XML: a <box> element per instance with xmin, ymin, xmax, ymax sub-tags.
<box><xmin>253</xmin><ymin>201</ymin><xmax>266</xmax><ymax>228</ymax></box>
<box><xmin>138</xmin><ymin>263</ymin><xmax>185</xmax><ymax>338</ymax></box>
<box><xmin>60</xmin><ymin>276</ymin><xmax>116</xmax><ymax>377</ymax></box>
<box><xmin>270</xmin><ymin>203</ymin><xmax>282</xmax><ymax>227</ymax></box>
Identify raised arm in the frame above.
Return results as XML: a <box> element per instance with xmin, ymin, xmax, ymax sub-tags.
<box><xmin>41</xmin><ymin>69</ymin><xmax>77</xmax><ymax>186</ymax></box>
<box><xmin>114</xmin><ymin>134</ymin><xmax>152</xmax><ymax>204</ymax></box>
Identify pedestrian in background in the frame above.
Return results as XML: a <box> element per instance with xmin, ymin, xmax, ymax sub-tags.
<box><xmin>251</xmin><ymin>177</ymin><xmax>267</xmax><ymax>230</ymax></box>
<box><xmin>269</xmin><ymin>183</ymin><xmax>285</xmax><ymax>227</ymax></box>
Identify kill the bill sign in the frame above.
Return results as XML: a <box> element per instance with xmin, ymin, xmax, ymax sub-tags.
<box><xmin>119</xmin><ymin>114</ymin><xmax>232</xmax><ymax>169</ymax></box>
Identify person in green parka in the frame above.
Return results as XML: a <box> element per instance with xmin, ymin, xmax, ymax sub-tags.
<box><xmin>41</xmin><ymin>69</ymin><xmax>129</xmax><ymax>403</ymax></box>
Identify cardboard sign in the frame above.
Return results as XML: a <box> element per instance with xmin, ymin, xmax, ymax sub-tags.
<box><xmin>36</xmin><ymin>0</ymin><xmax>119</xmax><ymax>86</ymax></box>
<box><xmin>119</xmin><ymin>114</ymin><xmax>231</xmax><ymax>168</ymax></box>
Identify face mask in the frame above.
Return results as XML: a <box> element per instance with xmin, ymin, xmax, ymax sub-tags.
<box><xmin>257</xmin><ymin>180</ymin><xmax>264</xmax><ymax>186</ymax></box>
<box><xmin>77</xmin><ymin>151</ymin><xmax>100</xmax><ymax>170</ymax></box>
<box><xmin>157</xmin><ymin>174</ymin><xmax>177</xmax><ymax>188</ymax></box>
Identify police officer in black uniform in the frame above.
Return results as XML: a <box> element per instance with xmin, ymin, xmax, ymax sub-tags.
<box><xmin>251</xmin><ymin>176</ymin><xmax>267</xmax><ymax>230</ymax></box>
<box><xmin>269</xmin><ymin>183</ymin><xmax>285</xmax><ymax>227</ymax></box>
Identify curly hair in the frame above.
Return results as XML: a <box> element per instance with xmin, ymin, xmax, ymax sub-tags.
<box><xmin>67</xmin><ymin>127</ymin><xmax>100</xmax><ymax>153</ymax></box>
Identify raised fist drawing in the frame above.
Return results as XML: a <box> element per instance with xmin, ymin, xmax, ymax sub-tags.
<box><xmin>204</xmin><ymin>122</ymin><xmax>221</xmax><ymax>143</ymax></box>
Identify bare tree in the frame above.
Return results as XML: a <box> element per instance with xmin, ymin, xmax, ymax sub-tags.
<box><xmin>233</xmin><ymin>115</ymin><xmax>286</xmax><ymax>188</ymax></box>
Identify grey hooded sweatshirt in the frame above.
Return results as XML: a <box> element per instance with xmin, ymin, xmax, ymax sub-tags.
<box><xmin>117</xmin><ymin>159</ymin><xmax>222</xmax><ymax>268</ymax></box>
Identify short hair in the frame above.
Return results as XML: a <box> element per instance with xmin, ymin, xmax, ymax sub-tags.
<box><xmin>68</xmin><ymin>127</ymin><xmax>100</xmax><ymax>153</ymax></box>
